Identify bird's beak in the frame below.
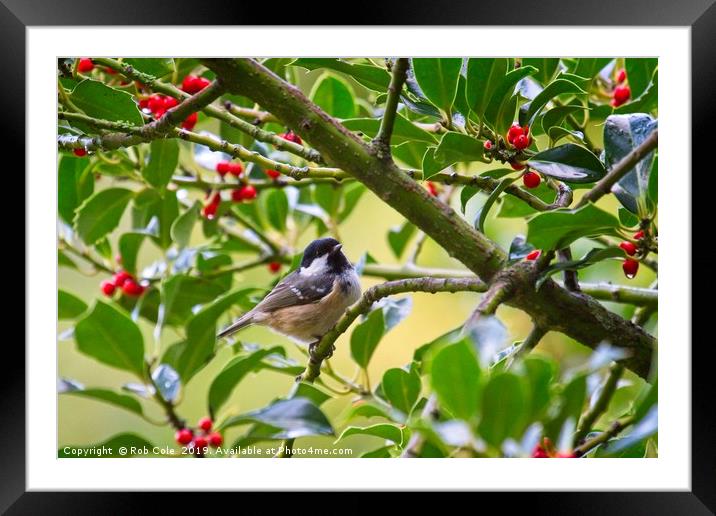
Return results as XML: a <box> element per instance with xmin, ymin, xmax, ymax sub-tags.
<box><xmin>330</xmin><ymin>243</ymin><xmax>343</xmax><ymax>255</ymax></box>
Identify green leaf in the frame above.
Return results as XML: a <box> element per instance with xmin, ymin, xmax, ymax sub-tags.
<box><xmin>527</xmin><ymin>144</ymin><xmax>606</xmax><ymax>183</ymax></box>
<box><xmin>74</xmin><ymin>188</ymin><xmax>134</xmax><ymax>245</ymax></box>
<box><xmin>484</xmin><ymin>66</ymin><xmax>537</xmax><ymax>129</ymax></box>
<box><xmin>433</xmin><ymin>132</ymin><xmax>487</xmax><ymax>166</ymax></box>
<box><xmin>382</xmin><ymin>368</ymin><xmax>421</xmax><ymax>414</ymax></box>
<box><xmin>118</xmin><ymin>232</ymin><xmax>145</xmax><ymax>275</ymax></box>
<box><xmin>573</xmin><ymin>58</ymin><xmax>611</xmax><ymax>82</ymax></box>
<box><xmin>540</xmin><ymin>104</ymin><xmax>586</xmax><ymax>134</ymax></box>
<box><xmin>625</xmin><ymin>58</ymin><xmax>657</xmax><ymax>98</ymax></box>
<box><xmin>291</xmin><ymin>58</ymin><xmax>390</xmax><ymax>91</ymax></box>
<box><xmin>58</xmin><ymin>290</ymin><xmax>87</xmax><ymax>319</ymax></box>
<box><xmin>507</xmin><ymin>234</ymin><xmax>536</xmax><ymax>263</ymax></box>
<box><xmin>618</xmin><ymin>207</ymin><xmax>640</xmax><ymax>228</ymax></box>
<box><xmin>535</xmin><ymin>247</ymin><xmax>625</xmax><ymax>289</ymax></box>
<box><xmin>361</xmin><ymin>446</ymin><xmax>395</xmax><ymax>458</ymax></box>
<box><xmin>603</xmin><ymin>113</ymin><xmax>658</xmax><ymax>216</ymax></box>
<box><xmin>342</xmin><ymin>115</ymin><xmax>437</xmax><ymax>144</ymax></box>
<box><xmin>74</xmin><ymin>301</ymin><xmax>145</xmax><ymax>377</ymax></box>
<box><xmin>548</xmin><ymin>126</ymin><xmax>585</xmax><ymax>145</ymax></box>
<box><xmin>544</xmin><ymin>373</ymin><xmax>587</xmax><ymax>441</ymax></box>
<box><xmin>479</xmin><ymin>372</ymin><xmax>528</xmax><ymax>447</ymax></box>
<box><xmin>208</xmin><ymin>347</ymin><xmax>282</xmax><ymax>417</ymax></box>
<box><xmin>387</xmin><ymin>222</ymin><xmax>416</xmax><ymax>258</ymax></box>
<box><xmin>142</xmin><ymin>139</ymin><xmax>179</xmax><ymax>190</ymax></box>
<box><xmin>220</xmin><ymin>397</ymin><xmax>334</xmax><ymax>438</ymax></box>
<box><xmin>525</xmin><ymin>79</ymin><xmax>586</xmax><ymax>126</ymax></box>
<box><xmin>338</xmin><ymin>183</ymin><xmax>367</xmax><ymax>222</ymax></box>
<box><xmin>527</xmin><ymin>203</ymin><xmax>620</xmax><ymax>250</ymax></box>
<box><xmin>476</xmin><ymin>177</ymin><xmax>516</xmax><ymax>233</ymax></box>
<box><xmin>170</xmin><ymin>201</ymin><xmax>199</xmax><ymax>248</ymax></box>
<box><xmin>430</xmin><ymin>338</ymin><xmax>482</xmax><ymax>421</ymax></box>
<box><xmin>460</xmin><ymin>185</ymin><xmax>480</xmax><ymax>213</ymax></box>
<box><xmin>523</xmin><ymin>356</ymin><xmax>555</xmax><ymax>420</ymax></box>
<box><xmin>167</xmin><ymin>288</ymin><xmax>255</xmax><ymax>382</ymax></box>
<box><xmin>411</xmin><ymin>58</ymin><xmax>463</xmax><ymax>114</ymax></box>
<box><xmin>289</xmin><ymin>382</ymin><xmax>332</xmax><ymax>406</ymax></box>
<box><xmin>421</xmin><ymin>147</ymin><xmax>448</xmax><ymax>179</ymax></box>
<box><xmin>523</xmin><ymin>58</ymin><xmax>560</xmax><ymax>85</ymax></box>
<box><xmin>70</xmin><ymin>79</ymin><xmax>144</xmax><ymax>126</ymax></box>
<box><xmin>350</xmin><ymin>308</ymin><xmax>386</xmax><ymax>368</ymax></box>
<box><xmin>59</xmin><ymin>433</ymin><xmax>155</xmax><ymax>458</ymax></box>
<box><xmin>465</xmin><ymin>58</ymin><xmax>509</xmax><ymax>121</ymax></box>
<box><xmin>497</xmin><ymin>182</ymin><xmax>555</xmax><ymax>218</ymax></box>
<box><xmin>124</xmin><ymin>58</ymin><xmax>174</xmax><ymax>79</ymax></box>
<box><xmin>63</xmin><ymin>388</ymin><xmax>143</xmax><ymax>417</ymax></box>
<box><xmin>648</xmin><ymin>156</ymin><xmax>658</xmax><ymax>203</ymax></box>
<box><xmin>336</xmin><ymin>423</ymin><xmax>403</xmax><ymax>445</ymax></box>
<box><xmin>265</xmin><ymin>189</ymin><xmax>289</xmax><ymax>231</ymax></box>
<box><xmin>58</xmin><ymin>154</ymin><xmax>93</xmax><ymax>225</ymax></box>
<box><xmin>310</xmin><ymin>73</ymin><xmax>356</xmax><ymax>119</ymax></box>
<box><xmin>391</xmin><ymin>141</ymin><xmax>429</xmax><ymax>169</ymax></box>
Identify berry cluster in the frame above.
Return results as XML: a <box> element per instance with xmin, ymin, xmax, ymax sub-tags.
<box><xmin>231</xmin><ymin>185</ymin><xmax>257</xmax><ymax>202</ymax></box>
<box><xmin>100</xmin><ymin>270</ymin><xmax>145</xmax><ymax>297</ymax></box>
<box><xmin>175</xmin><ymin>417</ymin><xmax>223</xmax><ymax>454</ymax></box>
<box><xmin>507</xmin><ymin>123</ymin><xmax>532</xmax><ymax>151</ymax></box>
<box><xmin>531</xmin><ymin>437</ymin><xmax>576</xmax><ymax>458</ymax></box>
<box><xmin>611</xmin><ymin>68</ymin><xmax>631</xmax><ymax>108</ymax></box>
<box><xmin>181</xmin><ymin>75</ymin><xmax>211</xmax><ymax>95</ymax></box>
<box><xmin>139</xmin><ymin>94</ymin><xmax>198</xmax><ymax>130</ymax></box>
<box><xmin>620</xmin><ymin>230</ymin><xmax>644</xmax><ymax>279</ymax></box>
<box><xmin>78</xmin><ymin>58</ymin><xmax>94</xmax><ymax>73</ymax></box>
<box><xmin>215</xmin><ymin>161</ymin><xmax>244</xmax><ymax>177</ymax></box>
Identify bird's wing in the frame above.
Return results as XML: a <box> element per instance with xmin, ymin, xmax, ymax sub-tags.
<box><xmin>254</xmin><ymin>270</ymin><xmax>336</xmax><ymax>313</ymax></box>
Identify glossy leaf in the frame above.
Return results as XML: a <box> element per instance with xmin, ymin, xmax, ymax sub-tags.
<box><xmin>289</xmin><ymin>382</ymin><xmax>332</xmax><ymax>406</ymax></box>
<box><xmin>265</xmin><ymin>189</ymin><xmax>289</xmax><ymax>231</ymax></box>
<box><xmin>476</xmin><ymin>177</ymin><xmax>516</xmax><ymax>233</ymax></box>
<box><xmin>58</xmin><ymin>155</ymin><xmax>93</xmax><ymax>225</ymax></box>
<box><xmin>220</xmin><ymin>397</ymin><xmax>334</xmax><ymax>438</ymax></box>
<box><xmin>430</xmin><ymin>338</ymin><xmax>482</xmax><ymax>421</ymax></box>
<box><xmin>524</xmin><ymin>79</ymin><xmax>586</xmax><ymax>126</ymax></box>
<box><xmin>382</xmin><ymin>368</ymin><xmax>421</xmax><ymax>414</ymax></box>
<box><xmin>479</xmin><ymin>373</ymin><xmax>528</xmax><ymax>446</ymax></box>
<box><xmin>170</xmin><ymin>201</ymin><xmax>199</xmax><ymax>248</ymax></box>
<box><xmin>387</xmin><ymin>222</ymin><xmax>416</xmax><ymax>258</ymax></box>
<box><xmin>291</xmin><ymin>58</ymin><xmax>390</xmax><ymax>91</ymax></box>
<box><xmin>523</xmin><ymin>58</ymin><xmax>560</xmax><ymax>85</ymax></box>
<box><xmin>350</xmin><ymin>308</ymin><xmax>386</xmax><ymax>368</ymax></box>
<box><xmin>70</xmin><ymin>79</ymin><xmax>144</xmax><ymax>126</ymax></box>
<box><xmin>124</xmin><ymin>58</ymin><xmax>174</xmax><ymax>78</ymax></box>
<box><xmin>527</xmin><ymin>203</ymin><xmax>620</xmax><ymax>250</ymax></box>
<box><xmin>544</xmin><ymin>373</ymin><xmax>587</xmax><ymax>441</ymax></box>
<box><xmin>484</xmin><ymin>66</ymin><xmax>537</xmax><ymax>128</ymax></box>
<box><xmin>625</xmin><ymin>58</ymin><xmax>657</xmax><ymax>98</ymax></box>
<box><xmin>411</xmin><ymin>58</ymin><xmax>463</xmax><ymax>113</ymax></box>
<box><xmin>310</xmin><ymin>73</ymin><xmax>356</xmax><ymax>119</ymax></box>
<box><xmin>74</xmin><ymin>188</ymin><xmax>134</xmax><ymax>245</ymax></box>
<box><xmin>336</xmin><ymin>423</ymin><xmax>403</xmax><ymax>445</ymax></box>
<box><xmin>74</xmin><ymin>301</ymin><xmax>145</xmax><ymax>377</ymax></box>
<box><xmin>540</xmin><ymin>104</ymin><xmax>586</xmax><ymax>134</ymax></box>
<box><xmin>142</xmin><ymin>139</ymin><xmax>179</xmax><ymax>190</ymax></box>
<box><xmin>58</xmin><ymin>289</ymin><xmax>87</xmax><ymax>319</ymax></box>
<box><xmin>342</xmin><ymin>115</ymin><xmax>437</xmax><ymax>144</ymax></box>
<box><xmin>465</xmin><ymin>58</ymin><xmax>509</xmax><ymax>120</ymax></box>
<box><xmin>433</xmin><ymin>132</ymin><xmax>487</xmax><ymax>166</ymax></box>
<box><xmin>63</xmin><ymin>387</ymin><xmax>144</xmax><ymax>417</ymax></box>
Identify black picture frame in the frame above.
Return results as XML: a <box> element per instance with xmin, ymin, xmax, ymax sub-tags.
<box><xmin>5</xmin><ymin>1</ymin><xmax>713</xmax><ymax>512</ymax></box>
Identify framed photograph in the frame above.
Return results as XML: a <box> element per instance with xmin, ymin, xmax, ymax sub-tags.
<box><xmin>6</xmin><ymin>0</ymin><xmax>713</xmax><ymax>512</ymax></box>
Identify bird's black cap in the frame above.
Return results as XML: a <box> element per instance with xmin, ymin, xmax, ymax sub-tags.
<box><xmin>300</xmin><ymin>238</ymin><xmax>351</xmax><ymax>272</ymax></box>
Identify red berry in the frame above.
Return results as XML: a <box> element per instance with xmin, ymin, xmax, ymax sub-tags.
<box><xmin>100</xmin><ymin>280</ymin><xmax>116</xmax><ymax>297</ymax></box>
<box><xmin>514</xmin><ymin>134</ymin><xmax>530</xmax><ymax>150</ymax></box>
<box><xmin>195</xmin><ymin>77</ymin><xmax>211</xmax><ymax>91</ymax></box>
<box><xmin>138</xmin><ymin>98</ymin><xmax>150</xmax><ymax>110</ymax></box>
<box><xmin>231</xmin><ymin>189</ymin><xmax>242</xmax><ymax>202</ymax></box>
<box><xmin>616</xmin><ymin>68</ymin><xmax>627</xmax><ymax>84</ymax></box>
<box><xmin>483</xmin><ymin>140</ymin><xmax>493</xmax><ymax>150</ymax></box>
<box><xmin>163</xmin><ymin>96</ymin><xmax>178</xmax><ymax>109</ymax></box>
<box><xmin>623</xmin><ymin>258</ymin><xmax>639</xmax><ymax>279</ymax></box>
<box><xmin>507</xmin><ymin>123</ymin><xmax>524</xmax><ymax>144</ymax></box>
<box><xmin>239</xmin><ymin>185</ymin><xmax>257</xmax><ymax>201</ymax></box>
<box><xmin>522</xmin><ymin>171</ymin><xmax>541</xmax><ymax>188</ymax></box>
<box><xmin>208</xmin><ymin>432</ymin><xmax>223</xmax><ymax>447</ymax></box>
<box><xmin>633</xmin><ymin>230</ymin><xmax>645</xmax><ymax>240</ymax></box>
<box><xmin>266</xmin><ymin>169</ymin><xmax>281</xmax><ymax>179</ymax></box>
<box><xmin>268</xmin><ymin>261</ymin><xmax>282</xmax><ymax>273</ymax></box>
<box><xmin>522</xmin><ymin>124</ymin><xmax>530</xmax><ymax>135</ymax></box>
<box><xmin>147</xmin><ymin>94</ymin><xmax>164</xmax><ymax>113</ymax></box>
<box><xmin>181</xmin><ymin>112</ymin><xmax>198</xmax><ymax>131</ymax></box>
<box><xmin>73</xmin><ymin>148</ymin><xmax>87</xmax><ymax>157</ymax></box>
<box><xmin>426</xmin><ymin>181</ymin><xmax>438</xmax><ymax>196</ymax></box>
<box><xmin>531</xmin><ymin>444</ymin><xmax>550</xmax><ymax>458</ymax></box>
<box><xmin>281</xmin><ymin>131</ymin><xmax>302</xmax><ymax>145</ymax></box>
<box><xmin>611</xmin><ymin>86</ymin><xmax>631</xmax><ymax>107</ymax></box>
<box><xmin>193</xmin><ymin>436</ymin><xmax>208</xmax><ymax>450</ymax></box>
<box><xmin>198</xmin><ymin>417</ymin><xmax>212</xmax><ymax>432</ymax></box>
<box><xmin>78</xmin><ymin>58</ymin><xmax>94</xmax><ymax>73</ymax></box>
<box><xmin>525</xmin><ymin>250</ymin><xmax>541</xmax><ymax>261</ymax></box>
<box><xmin>556</xmin><ymin>451</ymin><xmax>577</xmax><ymax>458</ymax></box>
<box><xmin>122</xmin><ymin>279</ymin><xmax>145</xmax><ymax>297</ymax></box>
<box><xmin>202</xmin><ymin>202</ymin><xmax>218</xmax><ymax>219</ymax></box>
<box><xmin>181</xmin><ymin>75</ymin><xmax>199</xmax><ymax>93</ymax></box>
<box><xmin>175</xmin><ymin>428</ymin><xmax>193</xmax><ymax>445</ymax></box>
<box><xmin>112</xmin><ymin>270</ymin><xmax>132</xmax><ymax>287</ymax></box>
<box><xmin>216</xmin><ymin>162</ymin><xmax>230</xmax><ymax>176</ymax></box>
<box><xmin>510</xmin><ymin>161</ymin><xmax>526</xmax><ymax>171</ymax></box>
<box><xmin>228</xmin><ymin>162</ymin><xmax>243</xmax><ymax>176</ymax></box>
<box><xmin>619</xmin><ymin>241</ymin><xmax>637</xmax><ymax>256</ymax></box>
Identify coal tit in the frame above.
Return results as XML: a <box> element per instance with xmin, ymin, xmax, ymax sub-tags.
<box><xmin>217</xmin><ymin>238</ymin><xmax>361</xmax><ymax>345</ymax></box>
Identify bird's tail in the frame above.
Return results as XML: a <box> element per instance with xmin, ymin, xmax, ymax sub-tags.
<box><xmin>217</xmin><ymin>312</ymin><xmax>255</xmax><ymax>339</ymax></box>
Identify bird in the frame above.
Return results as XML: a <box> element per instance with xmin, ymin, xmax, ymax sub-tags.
<box><xmin>217</xmin><ymin>238</ymin><xmax>361</xmax><ymax>354</ymax></box>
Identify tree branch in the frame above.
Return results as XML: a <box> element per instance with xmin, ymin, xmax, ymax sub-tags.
<box><xmin>372</xmin><ymin>57</ymin><xmax>409</xmax><ymax>157</ymax></box>
<box><xmin>574</xmin><ymin>414</ymin><xmax>636</xmax><ymax>457</ymax></box>
<box><xmin>296</xmin><ymin>277</ymin><xmax>487</xmax><ymax>383</ymax></box>
<box><xmin>576</xmin><ymin>129</ymin><xmax>658</xmax><ymax>208</ymax></box>
<box><xmin>200</xmin><ymin>58</ymin><xmax>656</xmax><ymax>379</ymax></box>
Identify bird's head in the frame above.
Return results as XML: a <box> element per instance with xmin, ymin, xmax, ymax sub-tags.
<box><xmin>300</xmin><ymin>237</ymin><xmax>351</xmax><ymax>274</ymax></box>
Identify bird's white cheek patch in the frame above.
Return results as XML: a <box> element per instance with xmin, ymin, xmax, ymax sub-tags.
<box><xmin>300</xmin><ymin>254</ymin><xmax>328</xmax><ymax>276</ymax></box>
